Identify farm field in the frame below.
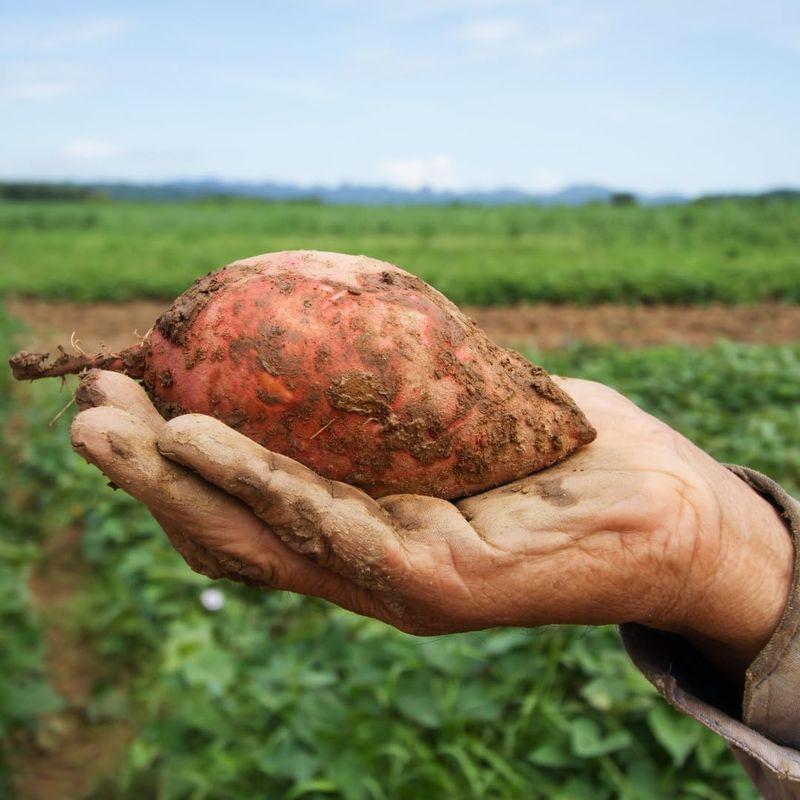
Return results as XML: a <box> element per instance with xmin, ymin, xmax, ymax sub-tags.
<box><xmin>2</xmin><ymin>197</ymin><xmax>799</xmax><ymax>800</ymax></box>
<box><xmin>1</xmin><ymin>198</ymin><xmax>799</xmax><ymax>304</ymax></box>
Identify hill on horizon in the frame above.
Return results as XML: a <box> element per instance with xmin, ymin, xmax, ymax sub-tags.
<box><xmin>0</xmin><ymin>179</ymin><xmax>798</xmax><ymax>206</ymax></box>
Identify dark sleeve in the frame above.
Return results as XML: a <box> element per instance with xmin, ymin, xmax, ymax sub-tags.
<box><xmin>620</xmin><ymin>466</ymin><xmax>800</xmax><ymax>800</ymax></box>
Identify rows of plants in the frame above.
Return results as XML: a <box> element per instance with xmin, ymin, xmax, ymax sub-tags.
<box><xmin>1</xmin><ymin>198</ymin><xmax>798</xmax><ymax>304</ymax></box>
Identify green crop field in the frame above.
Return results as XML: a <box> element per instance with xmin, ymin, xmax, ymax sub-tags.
<box><xmin>1</xmin><ymin>197</ymin><xmax>799</xmax><ymax>304</ymax></box>
<box><xmin>2</xmin><ymin>195</ymin><xmax>799</xmax><ymax>799</ymax></box>
<box><xmin>3</xmin><ymin>285</ymin><xmax>798</xmax><ymax>797</ymax></box>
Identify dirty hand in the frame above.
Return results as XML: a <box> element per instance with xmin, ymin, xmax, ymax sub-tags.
<box><xmin>71</xmin><ymin>370</ymin><xmax>791</xmax><ymax>679</ymax></box>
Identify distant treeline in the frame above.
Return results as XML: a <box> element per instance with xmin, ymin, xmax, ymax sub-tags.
<box><xmin>695</xmin><ymin>188</ymin><xmax>800</xmax><ymax>204</ymax></box>
<box><xmin>1</xmin><ymin>180</ymin><xmax>798</xmax><ymax>206</ymax></box>
<box><xmin>0</xmin><ymin>182</ymin><xmax>107</xmax><ymax>202</ymax></box>
<box><xmin>0</xmin><ymin>182</ymin><xmax>322</xmax><ymax>204</ymax></box>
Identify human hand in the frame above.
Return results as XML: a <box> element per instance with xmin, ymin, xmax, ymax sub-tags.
<box><xmin>70</xmin><ymin>369</ymin><xmax>792</xmax><ymax>680</ymax></box>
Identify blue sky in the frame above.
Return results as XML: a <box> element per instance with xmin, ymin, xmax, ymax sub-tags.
<box><xmin>2</xmin><ymin>1</ymin><xmax>798</xmax><ymax>194</ymax></box>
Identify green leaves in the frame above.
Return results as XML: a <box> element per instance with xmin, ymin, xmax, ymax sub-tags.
<box><xmin>0</xmin><ymin>680</ymin><xmax>64</xmax><ymax>727</ymax></box>
<box><xmin>569</xmin><ymin>719</ymin><xmax>632</xmax><ymax>758</ymax></box>
<box><xmin>175</xmin><ymin>644</ymin><xmax>237</xmax><ymax>695</ymax></box>
<box><xmin>2</xmin><ymin>199</ymin><xmax>800</xmax><ymax>304</ymax></box>
<box><xmin>540</xmin><ymin>342</ymin><xmax>800</xmax><ymax>494</ymax></box>
<box><xmin>647</xmin><ymin>704</ymin><xmax>703</xmax><ymax>767</ymax></box>
<box><xmin>529</xmin><ymin>741</ymin><xmax>572</xmax><ymax>768</ymax></box>
<box><xmin>392</xmin><ymin>672</ymin><xmax>443</xmax><ymax>729</ymax></box>
<box><xmin>6</xmin><ymin>321</ymin><xmax>792</xmax><ymax>798</ymax></box>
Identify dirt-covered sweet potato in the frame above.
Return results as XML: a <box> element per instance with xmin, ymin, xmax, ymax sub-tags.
<box><xmin>10</xmin><ymin>250</ymin><xmax>595</xmax><ymax>498</ymax></box>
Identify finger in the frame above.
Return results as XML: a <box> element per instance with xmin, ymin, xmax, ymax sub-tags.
<box><xmin>71</xmin><ymin>405</ymin><xmax>233</xmax><ymax>579</ymax></box>
<box><xmin>76</xmin><ymin>369</ymin><xmax>165</xmax><ymax>433</ymax></box>
<box><xmin>70</xmin><ymin>406</ymin><xmax>369</xmax><ymax>606</ymax></box>
<box><xmin>157</xmin><ymin>414</ymin><xmax>406</xmax><ymax>591</ymax></box>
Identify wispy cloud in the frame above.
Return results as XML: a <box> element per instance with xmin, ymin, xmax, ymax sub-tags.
<box><xmin>0</xmin><ymin>62</ymin><xmax>91</xmax><ymax>102</ymax></box>
<box><xmin>6</xmin><ymin>78</ymin><xmax>77</xmax><ymax>100</ymax></box>
<box><xmin>378</xmin><ymin>155</ymin><xmax>458</xmax><ymax>190</ymax></box>
<box><xmin>456</xmin><ymin>15</ymin><xmax>595</xmax><ymax>60</ymax></box>
<box><xmin>349</xmin><ymin>20</ymin><xmax>594</xmax><ymax>76</ymax></box>
<box><xmin>63</xmin><ymin>138</ymin><xmax>124</xmax><ymax>160</ymax></box>
<box><xmin>391</xmin><ymin>0</ymin><xmax>535</xmax><ymax>22</ymax></box>
<box><xmin>3</xmin><ymin>16</ymin><xmax>131</xmax><ymax>51</ymax></box>
<box><xmin>522</xmin><ymin>30</ymin><xmax>592</xmax><ymax>58</ymax></box>
<box><xmin>323</xmin><ymin>0</ymin><xmax>532</xmax><ymax>16</ymax></box>
<box><xmin>526</xmin><ymin>169</ymin><xmax>565</xmax><ymax>192</ymax></box>
<box><xmin>225</xmin><ymin>72</ymin><xmax>336</xmax><ymax>103</ymax></box>
<box><xmin>457</xmin><ymin>18</ymin><xmax>524</xmax><ymax>45</ymax></box>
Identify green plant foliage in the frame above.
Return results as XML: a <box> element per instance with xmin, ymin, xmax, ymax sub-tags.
<box><xmin>0</xmin><ymin>309</ymin><xmax>65</xmax><ymax>793</ymax></box>
<box><xmin>538</xmin><ymin>343</ymin><xmax>800</xmax><ymax>494</ymax></box>
<box><xmin>4</xmin><ymin>337</ymin><xmax>799</xmax><ymax>798</ymax></box>
<box><xmin>1</xmin><ymin>198</ymin><xmax>799</xmax><ymax>304</ymax></box>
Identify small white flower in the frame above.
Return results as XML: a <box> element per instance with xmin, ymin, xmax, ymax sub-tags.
<box><xmin>200</xmin><ymin>588</ymin><xmax>225</xmax><ymax>611</ymax></box>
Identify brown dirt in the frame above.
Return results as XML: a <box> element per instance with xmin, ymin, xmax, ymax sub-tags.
<box><xmin>6</xmin><ymin>299</ymin><xmax>800</xmax><ymax>354</ymax></box>
<box><xmin>155</xmin><ymin>264</ymin><xmax>249</xmax><ymax>346</ymax></box>
<box><xmin>6</xmin><ymin>299</ymin><xmax>171</xmax><ymax>355</ymax></box>
<box><xmin>7</xmin><ymin>527</ymin><xmax>133</xmax><ymax>800</ymax></box>
<box><xmin>466</xmin><ymin>303</ymin><xmax>800</xmax><ymax>348</ymax></box>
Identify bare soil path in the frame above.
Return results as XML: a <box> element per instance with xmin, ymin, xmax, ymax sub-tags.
<box><xmin>7</xmin><ymin>527</ymin><xmax>133</xmax><ymax>800</ymax></box>
<box><xmin>6</xmin><ymin>299</ymin><xmax>800</xmax><ymax>353</ymax></box>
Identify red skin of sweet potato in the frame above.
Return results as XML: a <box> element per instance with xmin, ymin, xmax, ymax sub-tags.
<box><xmin>10</xmin><ymin>251</ymin><xmax>595</xmax><ymax>499</ymax></box>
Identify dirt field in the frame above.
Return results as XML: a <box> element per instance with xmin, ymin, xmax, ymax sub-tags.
<box><xmin>7</xmin><ymin>527</ymin><xmax>132</xmax><ymax>800</ymax></box>
<box><xmin>6</xmin><ymin>299</ymin><xmax>800</xmax><ymax>354</ymax></box>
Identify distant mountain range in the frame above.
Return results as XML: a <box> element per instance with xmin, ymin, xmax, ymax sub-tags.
<box><xmin>90</xmin><ymin>180</ymin><xmax>687</xmax><ymax>206</ymax></box>
<box><xmin>2</xmin><ymin>179</ymin><xmax>798</xmax><ymax>206</ymax></box>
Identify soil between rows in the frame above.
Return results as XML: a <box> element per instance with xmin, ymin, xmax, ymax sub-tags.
<box><xmin>5</xmin><ymin>298</ymin><xmax>800</xmax><ymax>354</ymax></box>
<box><xmin>7</xmin><ymin>527</ymin><xmax>133</xmax><ymax>800</ymax></box>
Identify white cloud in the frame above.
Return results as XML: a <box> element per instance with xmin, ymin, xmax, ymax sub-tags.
<box><xmin>457</xmin><ymin>18</ymin><xmax>524</xmax><ymax>45</ymax></box>
<box><xmin>456</xmin><ymin>16</ymin><xmax>593</xmax><ymax>59</ymax></box>
<box><xmin>1</xmin><ymin>62</ymin><xmax>91</xmax><ymax>102</ymax></box>
<box><xmin>63</xmin><ymin>139</ymin><xmax>124</xmax><ymax>160</ymax></box>
<box><xmin>227</xmin><ymin>72</ymin><xmax>335</xmax><ymax>103</ymax></box>
<box><xmin>378</xmin><ymin>155</ymin><xmax>458</xmax><ymax>190</ymax></box>
<box><xmin>7</xmin><ymin>79</ymin><xmax>77</xmax><ymax>100</ymax></box>
<box><xmin>2</xmin><ymin>17</ymin><xmax>131</xmax><ymax>51</ymax></box>
<box><xmin>522</xmin><ymin>30</ymin><xmax>591</xmax><ymax>57</ymax></box>
<box><xmin>526</xmin><ymin>169</ymin><xmax>565</xmax><ymax>192</ymax></box>
<box><xmin>48</xmin><ymin>17</ymin><xmax>129</xmax><ymax>47</ymax></box>
<box><xmin>324</xmin><ymin>0</ymin><xmax>531</xmax><ymax>17</ymax></box>
<box><xmin>349</xmin><ymin>45</ymin><xmax>397</xmax><ymax>64</ymax></box>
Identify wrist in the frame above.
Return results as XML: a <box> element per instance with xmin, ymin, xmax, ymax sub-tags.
<box><xmin>670</xmin><ymin>458</ymin><xmax>793</xmax><ymax>680</ymax></box>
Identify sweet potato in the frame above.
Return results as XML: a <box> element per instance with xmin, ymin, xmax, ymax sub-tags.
<box><xmin>10</xmin><ymin>250</ymin><xmax>595</xmax><ymax>498</ymax></box>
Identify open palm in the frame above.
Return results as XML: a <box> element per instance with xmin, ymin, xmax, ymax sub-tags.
<box><xmin>71</xmin><ymin>370</ymin><xmax>725</xmax><ymax>638</ymax></box>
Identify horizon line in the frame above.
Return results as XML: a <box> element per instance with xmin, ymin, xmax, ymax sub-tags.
<box><xmin>2</xmin><ymin>176</ymin><xmax>799</xmax><ymax>199</ymax></box>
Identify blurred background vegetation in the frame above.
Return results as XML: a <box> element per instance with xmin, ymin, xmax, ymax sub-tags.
<box><xmin>1</xmin><ymin>195</ymin><xmax>798</xmax><ymax>305</ymax></box>
<box><xmin>2</xmin><ymin>193</ymin><xmax>798</xmax><ymax>799</ymax></box>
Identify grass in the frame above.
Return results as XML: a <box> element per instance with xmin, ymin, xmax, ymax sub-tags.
<box><xmin>4</xmin><ymin>302</ymin><xmax>798</xmax><ymax>797</ymax></box>
<box><xmin>1</xmin><ymin>197</ymin><xmax>799</xmax><ymax>305</ymax></box>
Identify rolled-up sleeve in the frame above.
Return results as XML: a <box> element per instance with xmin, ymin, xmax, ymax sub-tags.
<box><xmin>620</xmin><ymin>466</ymin><xmax>800</xmax><ymax>800</ymax></box>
